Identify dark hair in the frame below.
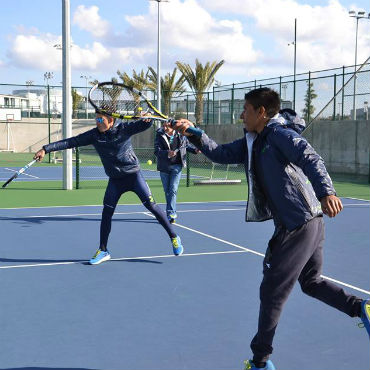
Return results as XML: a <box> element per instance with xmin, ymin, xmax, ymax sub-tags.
<box><xmin>244</xmin><ymin>88</ymin><xmax>280</xmax><ymax>118</ymax></box>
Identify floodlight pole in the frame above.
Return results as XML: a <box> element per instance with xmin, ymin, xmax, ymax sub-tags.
<box><xmin>150</xmin><ymin>0</ymin><xmax>169</xmax><ymax>112</ymax></box>
<box><xmin>288</xmin><ymin>19</ymin><xmax>297</xmax><ymax>110</ymax></box>
<box><xmin>349</xmin><ymin>10</ymin><xmax>370</xmax><ymax>120</ymax></box>
<box><xmin>293</xmin><ymin>18</ymin><xmax>297</xmax><ymax>111</ymax></box>
<box><xmin>62</xmin><ymin>0</ymin><xmax>72</xmax><ymax>190</ymax></box>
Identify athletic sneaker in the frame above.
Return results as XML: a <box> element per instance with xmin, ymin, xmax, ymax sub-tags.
<box><xmin>361</xmin><ymin>299</ymin><xmax>370</xmax><ymax>337</ymax></box>
<box><xmin>171</xmin><ymin>236</ymin><xmax>183</xmax><ymax>256</ymax></box>
<box><xmin>244</xmin><ymin>360</ymin><xmax>276</xmax><ymax>370</ymax></box>
<box><xmin>169</xmin><ymin>215</ymin><xmax>177</xmax><ymax>224</ymax></box>
<box><xmin>89</xmin><ymin>249</ymin><xmax>111</xmax><ymax>265</ymax></box>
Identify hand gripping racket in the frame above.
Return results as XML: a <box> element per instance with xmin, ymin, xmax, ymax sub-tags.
<box><xmin>2</xmin><ymin>159</ymin><xmax>37</xmax><ymax>188</ymax></box>
<box><xmin>88</xmin><ymin>82</ymin><xmax>203</xmax><ymax>137</ymax></box>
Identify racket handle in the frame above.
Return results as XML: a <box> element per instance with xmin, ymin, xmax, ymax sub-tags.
<box><xmin>168</xmin><ymin>119</ymin><xmax>203</xmax><ymax>137</ymax></box>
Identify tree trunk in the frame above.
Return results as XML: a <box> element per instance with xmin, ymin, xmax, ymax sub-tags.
<box><xmin>195</xmin><ymin>93</ymin><xmax>203</xmax><ymax>125</ymax></box>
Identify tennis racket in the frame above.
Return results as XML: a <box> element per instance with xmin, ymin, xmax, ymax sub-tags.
<box><xmin>2</xmin><ymin>159</ymin><xmax>37</xmax><ymax>188</ymax></box>
<box><xmin>88</xmin><ymin>82</ymin><xmax>203</xmax><ymax>137</ymax></box>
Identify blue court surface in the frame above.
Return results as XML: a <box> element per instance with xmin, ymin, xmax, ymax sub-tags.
<box><xmin>0</xmin><ymin>165</ymin><xmax>201</xmax><ymax>182</ymax></box>
<box><xmin>0</xmin><ymin>199</ymin><xmax>369</xmax><ymax>370</ymax></box>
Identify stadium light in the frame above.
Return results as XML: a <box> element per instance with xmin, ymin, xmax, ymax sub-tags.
<box><xmin>288</xmin><ymin>18</ymin><xmax>297</xmax><ymax>110</ymax></box>
<box><xmin>80</xmin><ymin>75</ymin><xmax>92</xmax><ymax>119</ymax></box>
<box><xmin>150</xmin><ymin>0</ymin><xmax>169</xmax><ymax>112</ymax></box>
<box><xmin>348</xmin><ymin>10</ymin><xmax>370</xmax><ymax>119</ymax></box>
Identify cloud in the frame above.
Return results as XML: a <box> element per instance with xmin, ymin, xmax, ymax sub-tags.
<box><xmin>199</xmin><ymin>0</ymin><xmax>370</xmax><ymax>72</ymax></box>
<box><xmin>73</xmin><ymin>5</ymin><xmax>111</xmax><ymax>38</ymax></box>
<box><xmin>7</xmin><ymin>30</ymin><xmax>110</xmax><ymax>71</ymax></box>
<box><xmin>122</xmin><ymin>0</ymin><xmax>260</xmax><ymax>69</ymax></box>
<box><xmin>5</xmin><ymin>0</ymin><xmax>370</xmax><ymax>85</ymax></box>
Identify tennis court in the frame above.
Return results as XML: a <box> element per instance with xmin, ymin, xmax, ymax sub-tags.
<box><xmin>0</xmin><ymin>198</ymin><xmax>369</xmax><ymax>370</ymax></box>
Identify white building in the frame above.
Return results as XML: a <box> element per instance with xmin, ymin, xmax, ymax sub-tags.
<box><xmin>12</xmin><ymin>88</ymin><xmax>63</xmax><ymax>116</ymax></box>
<box><xmin>0</xmin><ymin>94</ymin><xmax>25</xmax><ymax>120</ymax></box>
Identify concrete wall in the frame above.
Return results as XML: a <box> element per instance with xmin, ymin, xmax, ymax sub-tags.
<box><xmin>303</xmin><ymin>120</ymin><xmax>369</xmax><ymax>175</ymax></box>
<box><xmin>0</xmin><ymin>118</ymin><xmax>369</xmax><ymax>176</ymax></box>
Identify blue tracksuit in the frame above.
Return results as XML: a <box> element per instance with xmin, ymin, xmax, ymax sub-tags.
<box><xmin>43</xmin><ymin>119</ymin><xmax>177</xmax><ymax>248</ymax></box>
<box><xmin>188</xmin><ymin>109</ymin><xmax>362</xmax><ymax>362</ymax></box>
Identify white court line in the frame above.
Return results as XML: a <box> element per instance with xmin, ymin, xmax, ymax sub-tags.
<box><xmin>3</xmin><ymin>168</ymin><xmax>39</xmax><ymax>179</ymax></box>
<box><xmin>0</xmin><ymin>204</ymin><xmax>367</xmax><ymax>219</ymax></box>
<box><xmin>0</xmin><ymin>208</ymin><xmax>243</xmax><ymax>219</ymax></box>
<box><xmin>144</xmin><ymin>212</ymin><xmax>370</xmax><ymax>296</ymax></box>
<box><xmin>1</xmin><ymin>206</ymin><xmax>369</xmax><ymax>296</ymax></box>
<box><xmin>0</xmin><ymin>250</ymin><xmax>245</xmax><ymax>269</ymax></box>
<box><xmin>342</xmin><ymin>203</ymin><xmax>370</xmax><ymax>207</ymax></box>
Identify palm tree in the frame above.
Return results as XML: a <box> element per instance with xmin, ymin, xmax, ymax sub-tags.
<box><xmin>117</xmin><ymin>69</ymin><xmax>149</xmax><ymax>113</ymax></box>
<box><xmin>176</xmin><ymin>59</ymin><xmax>224</xmax><ymax>125</ymax></box>
<box><xmin>72</xmin><ymin>88</ymin><xmax>83</xmax><ymax>118</ymax></box>
<box><xmin>90</xmin><ymin>78</ymin><xmax>123</xmax><ymax>113</ymax></box>
<box><xmin>147</xmin><ymin>67</ymin><xmax>186</xmax><ymax>116</ymax></box>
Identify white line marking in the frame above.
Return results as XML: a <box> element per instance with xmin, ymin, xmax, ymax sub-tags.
<box><xmin>0</xmin><ymin>200</ymin><xmax>247</xmax><ymax>210</ymax></box>
<box><xmin>0</xmin><ymin>250</ymin><xmax>245</xmax><ymax>269</ymax></box>
<box><xmin>4</xmin><ymin>168</ymin><xmax>39</xmax><ymax>179</ymax></box>
<box><xmin>0</xmin><ymin>203</ymin><xmax>369</xmax><ymax>295</ymax></box>
<box><xmin>321</xmin><ymin>275</ymin><xmax>370</xmax><ymax>295</ymax></box>
<box><xmin>1</xmin><ymin>248</ymin><xmax>368</xmax><ymax>296</ymax></box>
<box><xmin>343</xmin><ymin>197</ymin><xmax>370</xmax><ymax>202</ymax></box>
<box><xmin>0</xmin><ymin>208</ymin><xmax>243</xmax><ymax>219</ymax></box>
<box><xmin>343</xmin><ymin>203</ymin><xmax>370</xmax><ymax>207</ymax></box>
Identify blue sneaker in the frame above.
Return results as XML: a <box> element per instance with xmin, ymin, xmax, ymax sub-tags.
<box><xmin>361</xmin><ymin>299</ymin><xmax>370</xmax><ymax>337</ymax></box>
<box><xmin>244</xmin><ymin>360</ymin><xmax>276</xmax><ymax>370</ymax></box>
<box><xmin>171</xmin><ymin>236</ymin><xmax>183</xmax><ymax>256</ymax></box>
<box><xmin>89</xmin><ymin>249</ymin><xmax>111</xmax><ymax>265</ymax></box>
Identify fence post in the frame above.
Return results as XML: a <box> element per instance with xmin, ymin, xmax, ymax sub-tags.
<box><xmin>47</xmin><ymin>84</ymin><xmax>51</xmax><ymax>163</ymax></box>
<box><xmin>186</xmin><ymin>94</ymin><xmax>189</xmax><ymax>120</ymax></box>
<box><xmin>206</xmin><ymin>91</ymin><xmax>209</xmax><ymax>125</ymax></box>
<box><xmin>75</xmin><ymin>147</ymin><xmax>80</xmax><ymax>189</ymax></box>
<box><xmin>212</xmin><ymin>86</ymin><xmax>215</xmax><ymax>124</ymax></box>
<box><xmin>230</xmin><ymin>83</ymin><xmax>235</xmax><ymax>124</ymax></box>
<box><xmin>186</xmin><ymin>151</ymin><xmax>190</xmax><ymax>187</ymax></box>
<box><xmin>333</xmin><ymin>74</ymin><xmax>337</xmax><ymax>120</ymax></box>
<box><xmin>307</xmin><ymin>71</ymin><xmax>311</xmax><ymax>122</ymax></box>
<box><xmin>341</xmin><ymin>66</ymin><xmax>345</xmax><ymax>119</ymax></box>
<box><xmin>279</xmin><ymin>76</ymin><xmax>282</xmax><ymax>97</ymax></box>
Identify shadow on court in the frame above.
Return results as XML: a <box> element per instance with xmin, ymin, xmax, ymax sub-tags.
<box><xmin>0</xmin><ymin>368</ymin><xmax>100</xmax><ymax>370</ymax></box>
<box><xmin>0</xmin><ymin>216</ymin><xmax>158</xmax><ymax>225</ymax></box>
<box><xmin>0</xmin><ymin>257</ymin><xmax>163</xmax><ymax>264</ymax></box>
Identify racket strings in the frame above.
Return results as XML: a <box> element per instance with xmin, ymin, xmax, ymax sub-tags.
<box><xmin>91</xmin><ymin>86</ymin><xmax>143</xmax><ymax>115</ymax></box>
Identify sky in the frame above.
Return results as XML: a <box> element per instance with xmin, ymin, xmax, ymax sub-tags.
<box><xmin>1</xmin><ymin>0</ymin><xmax>370</xmax><ymax>88</ymax></box>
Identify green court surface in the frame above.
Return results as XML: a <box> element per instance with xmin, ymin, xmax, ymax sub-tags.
<box><xmin>0</xmin><ymin>176</ymin><xmax>368</xmax><ymax>209</ymax></box>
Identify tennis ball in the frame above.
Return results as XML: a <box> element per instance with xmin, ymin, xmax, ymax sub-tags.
<box><xmin>147</xmin><ymin>160</ymin><xmax>152</xmax><ymax>165</ymax></box>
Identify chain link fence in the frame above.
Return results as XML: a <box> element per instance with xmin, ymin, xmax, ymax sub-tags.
<box><xmin>0</xmin><ymin>62</ymin><xmax>369</xmax><ymax>189</ymax></box>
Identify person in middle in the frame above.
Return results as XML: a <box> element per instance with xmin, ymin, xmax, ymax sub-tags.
<box><xmin>154</xmin><ymin>121</ymin><xmax>199</xmax><ymax>224</ymax></box>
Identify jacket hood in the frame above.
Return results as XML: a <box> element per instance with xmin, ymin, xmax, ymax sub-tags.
<box><xmin>267</xmin><ymin>108</ymin><xmax>306</xmax><ymax>134</ymax></box>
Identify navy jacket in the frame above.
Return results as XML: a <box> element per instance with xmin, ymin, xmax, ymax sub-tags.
<box><xmin>43</xmin><ymin>119</ymin><xmax>152</xmax><ymax>178</ymax></box>
<box><xmin>154</xmin><ymin>128</ymin><xmax>197</xmax><ymax>173</ymax></box>
<box><xmin>189</xmin><ymin>110</ymin><xmax>336</xmax><ymax>231</ymax></box>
